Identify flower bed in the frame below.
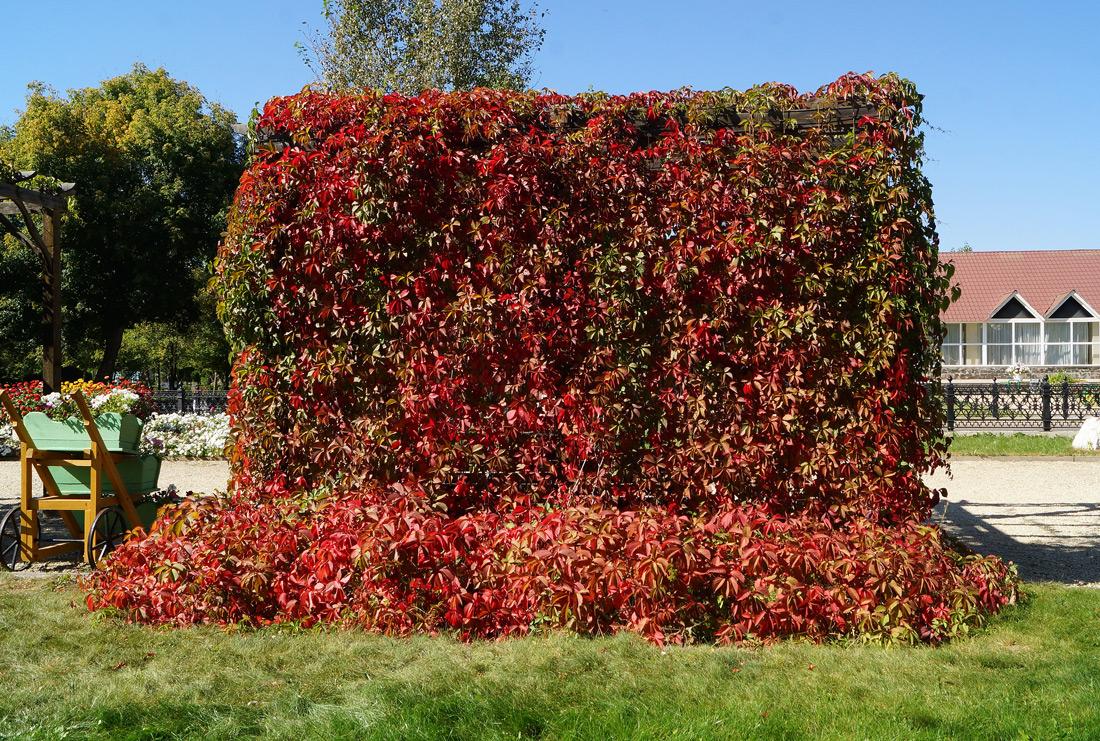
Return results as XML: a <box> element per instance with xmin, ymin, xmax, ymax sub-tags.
<box><xmin>140</xmin><ymin>413</ymin><xmax>230</xmax><ymax>459</ymax></box>
<box><xmin>0</xmin><ymin>425</ymin><xmax>15</xmax><ymax>458</ymax></box>
<box><xmin>1</xmin><ymin>380</ymin><xmax>155</xmax><ymax>423</ymax></box>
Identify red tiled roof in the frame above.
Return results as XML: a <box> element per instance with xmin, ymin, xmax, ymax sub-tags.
<box><xmin>941</xmin><ymin>250</ymin><xmax>1100</xmax><ymax>323</ymax></box>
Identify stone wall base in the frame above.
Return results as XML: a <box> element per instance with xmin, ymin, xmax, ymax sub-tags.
<box><xmin>941</xmin><ymin>365</ymin><xmax>1100</xmax><ymax>382</ymax></box>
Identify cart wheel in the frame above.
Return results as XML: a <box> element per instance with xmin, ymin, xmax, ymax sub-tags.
<box><xmin>87</xmin><ymin>507</ymin><xmax>127</xmax><ymax>568</ymax></box>
<box><xmin>0</xmin><ymin>505</ymin><xmax>36</xmax><ymax>572</ymax></box>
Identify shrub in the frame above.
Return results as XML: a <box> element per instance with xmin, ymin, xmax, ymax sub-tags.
<box><xmin>217</xmin><ymin>73</ymin><xmax>948</xmax><ymax>524</ymax></box>
<box><xmin>1047</xmin><ymin>372</ymin><xmax>1079</xmax><ymax>386</ymax></box>
<box><xmin>88</xmin><ymin>73</ymin><xmax>1020</xmax><ymax>642</ymax></box>
<box><xmin>87</xmin><ymin>485</ymin><xmax>1017</xmax><ymax>644</ymax></box>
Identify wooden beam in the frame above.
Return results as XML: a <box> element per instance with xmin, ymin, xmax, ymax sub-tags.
<box><xmin>0</xmin><ymin>182</ymin><xmax>71</xmax><ymax>212</ymax></box>
<box><xmin>42</xmin><ymin>209</ymin><xmax>62</xmax><ymax>394</ymax></box>
<box><xmin>10</xmin><ymin>195</ymin><xmax>48</xmax><ymax>256</ymax></box>
<box><xmin>0</xmin><ymin>182</ymin><xmax>72</xmax><ymax>394</ymax></box>
<box><xmin>0</xmin><ymin>212</ymin><xmax>42</xmax><ymax>255</ymax></box>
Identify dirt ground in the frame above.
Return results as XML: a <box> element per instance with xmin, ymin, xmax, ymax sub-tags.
<box><xmin>0</xmin><ymin>460</ymin><xmax>230</xmax><ymax>574</ymax></box>
<box><xmin>927</xmin><ymin>458</ymin><xmax>1100</xmax><ymax>586</ymax></box>
<box><xmin>2</xmin><ymin>458</ymin><xmax>1098</xmax><ymax>584</ymax></box>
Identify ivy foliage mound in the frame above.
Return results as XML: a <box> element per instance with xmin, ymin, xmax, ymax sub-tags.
<box><xmin>88</xmin><ymin>74</ymin><xmax>1019</xmax><ymax>643</ymax></box>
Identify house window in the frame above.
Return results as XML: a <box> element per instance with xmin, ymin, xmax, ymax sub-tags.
<box><xmin>943</xmin><ymin>323</ymin><xmax>983</xmax><ymax>365</ymax></box>
<box><xmin>943</xmin><ymin>294</ymin><xmax>1100</xmax><ymax>367</ymax></box>
<box><xmin>1046</xmin><ymin>320</ymin><xmax>1098</xmax><ymax>364</ymax></box>
<box><xmin>1015</xmin><ymin>322</ymin><xmax>1041</xmax><ymax>364</ymax></box>
<box><xmin>1045</xmin><ymin>322</ymin><xmax>1072</xmax><ymax>364</ymax></box>
<box><xmin>984</xmin><ymin>321</ymin><xmax>1041</xmax><ymax>365</ymax></box>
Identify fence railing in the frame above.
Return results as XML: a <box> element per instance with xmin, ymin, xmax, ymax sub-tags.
<box><xmin>942</xmin><ymin>377</ymin><xmax>1100</xmax><ymax>430</ymax></box>
<box><xmin>147</xmin><ymin>380</ymin><xmax>1100</xmax><ymax>430</ymax></box>
<box><xmin>150</xmin><ymin>389</ymin><xmax>229</xmax><ymax>415</ymax></box>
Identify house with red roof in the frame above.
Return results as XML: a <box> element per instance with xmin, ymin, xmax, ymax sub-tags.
<box><xmin>940</xmin><ymin>250</ymin><xmax>1100</xmax><ymax>379</ymax></box>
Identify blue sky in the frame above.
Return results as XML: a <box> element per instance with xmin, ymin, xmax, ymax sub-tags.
<box><xmin>3</xmin><ymin>0</ymin><xmax>1097</xmax><ymax>253</ymax></box>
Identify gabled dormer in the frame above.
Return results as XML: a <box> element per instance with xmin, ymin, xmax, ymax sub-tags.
<box><xmin>989</xmin><ymin>291</ymin><xmax>1041</xmax><ymax>320</ymax></box>
<box><xmin>1047</xmin><ymin>291</ymin><xmax>1100</xmax><ymax>319</ymax></box>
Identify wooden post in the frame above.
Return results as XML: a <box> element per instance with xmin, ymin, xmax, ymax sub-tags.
<box><xmin>0</xmin><ymin>182</ymin><xmax>72</xmax><ymax>395</ymax></box>
<box><xmin>41</xmin><ymin>209</ymin><xmax>63</xmax><ymax>394</ymax></box>
<box><xmin>73</xmin><ymin>392</ymin><xmax>142</xmax><ymax>531</ymax></box>
<box><xmin>19</xmin><ymin>443</ymin><xmax>35</xmax><ymax>565</ymax></box>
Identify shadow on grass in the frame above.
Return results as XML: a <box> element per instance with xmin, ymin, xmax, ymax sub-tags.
<box><xmin>932</xmin><ymin>499</ymin><xmax>1100</xmax><ymax>584</ymax></box>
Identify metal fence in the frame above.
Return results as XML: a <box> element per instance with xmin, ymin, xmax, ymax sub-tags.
<box><xmin>150</xmin><ymin>388</ymin><xmax>229</xmax><ymax>415</ymax></box>
<box><xmin>147</xmin><ymin>380</ymin><xmax>1100</xmax><ymax>430</ymax></box>
<box><xmin>943</xmin><ymin>377</ymin><xmax>1100</xmax><ymax>431</ymax></box>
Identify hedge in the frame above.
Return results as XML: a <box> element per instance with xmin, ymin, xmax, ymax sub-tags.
<box><xmin>87</xmin><ymin>73</ymin><xmax>1017</xmax><ymax>642</ymax></box>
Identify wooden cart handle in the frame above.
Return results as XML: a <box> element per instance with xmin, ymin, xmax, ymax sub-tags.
<box><xmin>71</xmin><ymin>391</ymin><xmax>144</xmax><ymax>531</ymax></box>
<box><xmin>0</xmin><ymin>389</ymin><xmax>33</xmax><ymax>449</ymax></box>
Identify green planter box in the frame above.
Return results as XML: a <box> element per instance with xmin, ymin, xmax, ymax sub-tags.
<box><xmin>22</xmin><ymin>412</ymin><xmax>144</xmax><ymax>454</ymax></box>
<box><xmin>50</xmin><ymin>455</ymin><xmax>162</xmax><ymax>497</ymax></box>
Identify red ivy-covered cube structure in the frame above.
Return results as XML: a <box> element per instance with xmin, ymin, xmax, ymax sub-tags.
<box><xmin>87</xmin><ymin>74</ymin><xmax>1017</xmax><ymax>643</ymax></box>
<box><xmin>221</xmin><ymin>74</ymin><xmax>948</xmax><ymax>522</ymax></box>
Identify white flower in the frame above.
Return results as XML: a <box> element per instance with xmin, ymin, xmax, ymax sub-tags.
<box><xmin>139</xmin><ymin>412</ymin><xmax>230</xmax><ymax>459</ymax></box>
<box><xmin>42</xmin><ymin>393</ymin><xmax>63</xmax><ymax>408</ymax></box>
<box><xmin>89</xmin><ymin>388</ymin><xmax>141</xmax><ymax>413</ymax></box>
<box><xmin>0</xmin><ymin>425</ymin><xmax>16</xmax><ymax>457</ymax></box>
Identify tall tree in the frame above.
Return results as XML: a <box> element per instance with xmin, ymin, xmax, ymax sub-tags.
<box><xmin>0</xmin><ymin>64</ymin><xmax>244</xmax><ymax>380</ymax></box>
<box><xmin>302</xmin><ymin>0</ymin><xmax>545</xmax><ymax>93</ymax></box>
<box><xmin>115</xmin><ymin>279</ymin><xmax>233</xmax><ymax>389</ymax></box>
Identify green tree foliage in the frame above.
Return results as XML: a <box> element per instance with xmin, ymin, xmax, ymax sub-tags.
<box><xmin>0</xmin><ymin>237</ymin><xmax>40</xmax><ymax>380</ymax></box>
<box><xmin>302</xmin><ymin>0</ymin><xmax>545</xmax><ymax>93</ymax></box>
<box><xmin>0</xmin><ymin>64</ymin><xmax>244</xmax><ymax>380</ymax></box>
<box><xmin>116</xmin><ymin>281</ymin><xmax>232</xmax><ymax>389</ymax></box>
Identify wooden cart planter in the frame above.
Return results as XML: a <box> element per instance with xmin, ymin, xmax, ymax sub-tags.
<box><xmin>0</xmin><ymin>390</ymin><xmax>162</xmax><ymax>569</ymax></box>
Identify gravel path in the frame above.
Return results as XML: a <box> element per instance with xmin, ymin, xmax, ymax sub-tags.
<box><xmin>0</xmin><ymin>460</ymin><xmax>229</xmax><ymax>574</ymax></box>
<box><xmin>927</xmin><ymin>458</ymin><xmax>1100</xmax><ymax>586</ymax></box>
<box><xmin>2</xmin><ymin>459</ymin><xmax>1097</xmax><ymax>584</ymax></box>
<box><xmin>0</xmin><ymin>460</ymin><xmax>230</xmax><ymax>502</ymax></box>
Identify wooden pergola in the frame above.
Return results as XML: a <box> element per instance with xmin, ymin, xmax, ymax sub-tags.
<box><xmin>0</xmin><ymin>173</ymin><xmax>76</xmax><ymax>394</ymax></box>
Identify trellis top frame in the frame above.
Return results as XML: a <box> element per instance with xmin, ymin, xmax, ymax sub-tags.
<box><xmin>0</xmin><ymin>172</ymin><xmax>77</xmax><ymax>394</ymax></box>
<box><xmin>0</xmin><ymin>177</ymin><xmax>76</xmax><ymax>216</ymax></box>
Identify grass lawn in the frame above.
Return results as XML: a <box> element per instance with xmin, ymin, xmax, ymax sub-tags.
<box><xmin>948</xmin><ymin>433</ymin><xmax>1100</xmax><ymax>457</ymax></box>
<box><xmin>0</xmin><ymin>577</ymin><xmax>1097</xmax><ymax>740</ymax></box>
